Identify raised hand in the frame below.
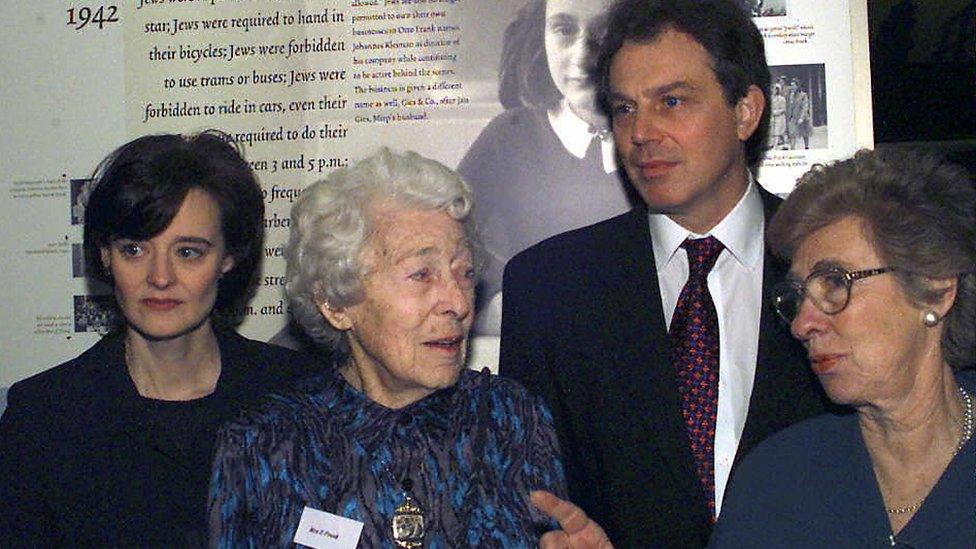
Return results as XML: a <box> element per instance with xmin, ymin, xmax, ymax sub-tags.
<box><xmin>532</xmin><ymin>490</ymin><xmax>614</xmax><ymax>549</ymax></box>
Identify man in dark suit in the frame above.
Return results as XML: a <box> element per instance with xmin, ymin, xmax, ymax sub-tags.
<box><xmin>501</xmin><ymin>1</ymin><xmax>829</xmax><ymax>546</ymax></box>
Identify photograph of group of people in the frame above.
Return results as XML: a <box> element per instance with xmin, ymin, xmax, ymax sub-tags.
<box><xmin>2</xmin><ymin>0</ymin><xmax>973</xmax><ymax>548</ymax></box>
<box><xmin>737</xmin><ymin>0</ymin><xmax>787</xmax><ymax>18</ymax></box>
<box><xmin>69</xmin><ymin>178</ymin><xmax>93</xmax><ymax>226</ymax></box>
<box><xmin>72</xmin><ymin>294</ymin><xmax>115</xmax><ymax>334</ymax></box>
<box><xmin>768</xmin><ymin>64</ymin><xmax>828</xmax><ymax>151</ymax></box>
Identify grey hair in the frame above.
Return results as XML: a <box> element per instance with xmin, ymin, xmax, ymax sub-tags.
<box><xmin>768</xmin><ymin>148</ymin><xmax>976</xmax><ymax>370</ymax></box>
<box><xmin>285</xmin><ymin>147</ymin><xmax>482</xmax><ymax>360</ymax></box>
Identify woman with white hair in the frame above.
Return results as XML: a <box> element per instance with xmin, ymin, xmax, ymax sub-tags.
<box><xmin>209</xmin><ymin>148</ymin><xmax>566</xmax><ymax>547</ymax></box>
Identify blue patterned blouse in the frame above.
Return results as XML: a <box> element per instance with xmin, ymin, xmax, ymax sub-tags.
<box><xmin>209</xmin><ymin>367</ymin><xmax>566</xmax><ymax>548</ymax></box>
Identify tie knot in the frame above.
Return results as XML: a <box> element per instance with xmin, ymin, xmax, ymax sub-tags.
<box><xmin>681</xmin><ymin>236</ymin><xmax>724</xmax><ymax>277</ymax></box>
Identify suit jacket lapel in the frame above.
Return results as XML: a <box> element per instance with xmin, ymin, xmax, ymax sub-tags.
<box><xmin>81</xmin><ymin>332</ymin><xmax>205</xmax><ymax>476</ymax></box>
<box><xmin>740</xmin><ymin>188</ymin><xmax>788</xmax><ymax>454</ymax></box>
<box><xmin>739</xmin><ymin>188</ymin><xmax>823</xmax><ymax>460</ymax></box>
<box><xmin>49</xmin><ymin>334</ymin><xmax>191</xmax><ymax>479</ymax></box>
<box><xmin>603</xmin><ymin>207</ymin><xmax>708</xmax><ymax>518</ymax></box>
<box><xmin>64</xmin><ymin>333</ymin><xmax>152</xmax><ymax>441</ymax></box>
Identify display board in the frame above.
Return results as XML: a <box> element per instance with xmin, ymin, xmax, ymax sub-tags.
<box><xmin>1</xmin><ymin>1</ymin><xmax>872</xmax><ymax>388</ymax></box>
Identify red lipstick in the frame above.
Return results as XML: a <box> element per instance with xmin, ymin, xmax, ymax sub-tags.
<box><xmin>141</xmin><ymin>298</ymin><xmax>181</xmax><ymax>311</ymax></box>
<box><xmin>809</xmin><ymin>354</ymin><xmax>843</xmax><ymax>375</ymax></box>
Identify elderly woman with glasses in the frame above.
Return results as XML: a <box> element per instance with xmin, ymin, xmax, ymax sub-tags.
<box><xmin>209</xmin><ymin>149</ymin><xmax>566</xmax><ymax>547</ymax></box>
<box><xmin>710</xmin><ymin>149</ymin><xmax>976</xmax><ymax>547</ymax></box>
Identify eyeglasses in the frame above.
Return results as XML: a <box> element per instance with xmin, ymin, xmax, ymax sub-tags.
<box><xmin>773</xmin><ymin>266</ymin><xmax>896</xmax><ymax>323</ymax></box>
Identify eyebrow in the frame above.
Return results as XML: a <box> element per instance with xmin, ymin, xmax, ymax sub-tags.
<box><xmin>810</xmin><ymin>259</ymin><xmax>847</xmax><ymax>272</ymax></box>
<box><xmin>656</xmin><ymin>81</ymin><xmax>699</xmax><ymax>95</ymax></box>
<box><xmin>785</xmin><ymin>259</ymin><xmax>848</xmax><ymax>284</ymax></box>
<box><xmin>392</xmin><ymin>239</ymin><xmax>474</xmax><ymax>265</ymax></box>
<box><xmin>787</xmin><ymin>259</ymin><xmax>847</xmax><ymax>281</ymax></box>
<box><xmin>546</xmin><ymin>13</ymin><xmax>578</xmax><ymax>23</ymax></box>
<box><xmin>114</xmin><ymin>235</ymin><xmax>214</xmax><ymax>246</ymax></box>
<box><xmin>608</xmin><ymin>80</ymin><xmax>698</xmax><ymax>103</ymax></box>
<box><xmin>173</xmin><ymin>236</ymin><xmax>215</xmax><ymax>247</ymax></box>
<box><xmin>391</xmin><ymin>245</ymin><xmax>438</xmax><ymax>265</ymax></box>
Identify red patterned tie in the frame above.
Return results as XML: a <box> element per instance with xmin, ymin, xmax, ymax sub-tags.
<box><xmin>670</xmin><ymin>236</ymin><xmax>724</xmax><ymax>517</ymax></box>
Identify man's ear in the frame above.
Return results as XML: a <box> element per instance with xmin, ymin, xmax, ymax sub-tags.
<box><xmin>735</xmin><ymin>84</ymin><xmax>766</xmax><ymax>142</ymax></box>
<box><xmin>100</xmin><ymin>247</ymin><xmax>112</xmax><ymax>273</ymax></box>
<box><xmin>318</xmin><ymin>301</ymin><xmax>353</xmax><ymax>331</ymax></box>
<box><xmin>220</xmin><ymin>254</ymin><xmax>235</xmax><ymax>275</ymax></box>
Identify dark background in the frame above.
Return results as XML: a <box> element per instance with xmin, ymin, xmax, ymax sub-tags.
<box><xmin>868</xmin><ymin>0</ymin><xmax>976</xmax><ymax>173</ymax></box>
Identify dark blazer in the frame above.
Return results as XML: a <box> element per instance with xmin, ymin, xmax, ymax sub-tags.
<box><xmin>0</xmin><ymin>329</ymin><xmax>321</xmax><ymax>548</ymax></box>
<box><xmin>711</xmin><ymin>370</ymin><xmax>976</xmax><ymax>548</ymax></box>
<box><xmin>500</xmin><ymin>189</ymin><xmax>829</xmax><ymax>547</ymax></box>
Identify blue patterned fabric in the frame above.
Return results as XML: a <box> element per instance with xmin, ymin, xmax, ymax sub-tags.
<box><xmin>209</xmin><ymin>367</ymin><xmax>566</xmax><ymax>547</ymax></box>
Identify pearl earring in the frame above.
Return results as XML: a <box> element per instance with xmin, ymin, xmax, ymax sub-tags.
<box><xmin>923</xmin><ymin>311</ymin><xmax>940</xmax><ymax>327</ymax></box>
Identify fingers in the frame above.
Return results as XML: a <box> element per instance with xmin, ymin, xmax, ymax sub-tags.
<box><xmin>531</xmin><ymin>491</ymin><xmax>614</xmax><ymax>549</ymax></box>
<box><xmin>539</xmin><ymin>530</ymin><xmax>570</xmax><ymax>549</ymax></box>
<box><xmin>531</xmin><ymin>490</ymin><xmax>588</xmax><ymax>532</ymax></box>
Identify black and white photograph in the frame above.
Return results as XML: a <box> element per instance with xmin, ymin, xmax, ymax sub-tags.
<box><xmin>71</xmin><ymin>243</ymin><xmax>85</xmax><ymax>278</ymax></box>
<box><xmin>738</xmin><ymin>0</ymin><xmax>787</xmax><ymax>18</ymax></box>
<box><xmin>457</xmin><ymin>0</ymin><xmax>637</xmax><ymax>335</ymax></box>
<box><xmin>69</xmin><ymin>178</ymin><xmax>93</xmax><ymax>226</ymax></box>
<box><xmin>72</xmin><ymin>294</ymin><xmax>115</xmax><ymax>334</ymax></box>
<box><xmin>768</xmin><ymin>63</ymin><xmax>828</xmax><ymax>151</ymax></box>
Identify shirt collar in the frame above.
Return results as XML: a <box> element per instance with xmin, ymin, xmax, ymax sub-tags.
<box><xmin>648</xmin><ymin>175</ymin><xmax>764</xmax><ymax>271</ymax></box>
<box><xmin>315</xmin><ymin>364</ymin><xmax>457</xmax><ymax>451</ymax></box>
<box><xmin>547</xmin><ymin>103</ymin><xmax>617</xmax><ymax>174</ymax></box>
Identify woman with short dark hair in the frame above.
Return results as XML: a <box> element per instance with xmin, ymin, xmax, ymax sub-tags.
<box><xmin>83</xmin><ymin>131</ymin><xmax>266</xmax><ymax>316</ymax></box>
<box><xmin>0</xmin><ymin>131</ymin><xmax>316</xmax><ymax>547</ymax></box>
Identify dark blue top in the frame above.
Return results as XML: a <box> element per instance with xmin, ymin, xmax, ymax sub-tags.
<box><xmin>209</xmin><ymin>367</ymin><xmax>566</xmax><ymax>547</ymax></box>
<box><xmin>0</xmin><ymin>330</ymin><xmax>317</xmax><ymax>547</ymax></box>
<box><xmin>712</xmin><ymin>370</ymin><xmax>976</xmax><ymax>548</ymax></box>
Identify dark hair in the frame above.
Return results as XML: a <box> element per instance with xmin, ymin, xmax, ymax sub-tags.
<box><xmin>498</xmin><ymin>0</ymin><xmax>562</xmax><ymax>110</ymax></box>
<box><xmin>769</xmin><ymin>149</ymin><xmax>976</xmax><ymax>370</ymax></box>
<box><xmin>83</xmin><ymin>130</ymin><xmax>265</xmax><ymax>316</ymax></box>
<box><xmin>591</xmin><ymin>0</ymin><xmax>771</xmax><ymax>168</ymax></box>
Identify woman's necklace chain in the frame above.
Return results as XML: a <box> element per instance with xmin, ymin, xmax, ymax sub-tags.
<box><xmin>885</xmin><ymin>385</ymin><xmax>973</xmax><ymax>515</ymax></box>
<box><xmin>348</xmin><ymin>361</ymin><xmax>428</xmax><ymax>547</ymax></box>
<box><xmin>379</xmin><ymin>456</ymin><xmax>427</xmax><ymax>548</ymax></box>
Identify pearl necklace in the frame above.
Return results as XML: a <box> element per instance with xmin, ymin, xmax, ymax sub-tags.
<box><xmin>885</xmin><ymin>385</ymin><xmax>973</xmax><ymax>515</ymax></box>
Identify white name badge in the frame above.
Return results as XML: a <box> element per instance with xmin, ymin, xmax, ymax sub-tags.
<box><xmin>293</xmin><ymin>506</ymin><xmax>364</xmax><ymax>549</ymax></box>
